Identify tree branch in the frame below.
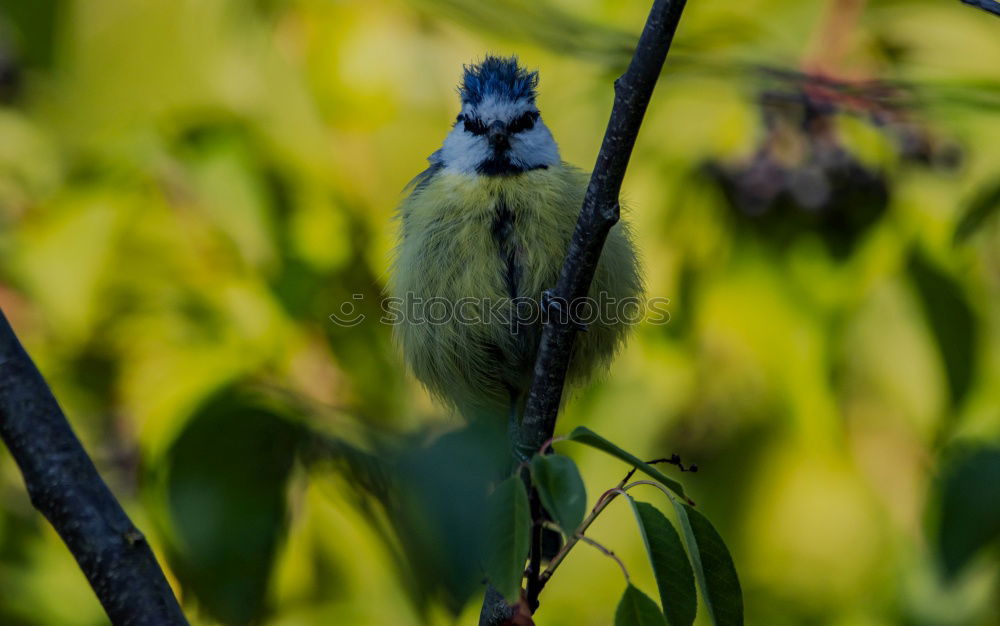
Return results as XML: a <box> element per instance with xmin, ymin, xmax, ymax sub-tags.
<box><xmin>524</xmin><ymin>484</ymin><xmax>544</xmax><ymax>613</ymax></box>
<box><xmin>0</xmin><ymin>309</ymin><xmax>188</xmax><ymax>626</ymax></box>
<box><xmin>480</xmin><ymin>1</ymin><xmax>688</xmax><ymax>623</ymax></box>
<box><xmin>960</xmin><ymin>0</ymin><xmax>1000</xmax><ymax>17</ymax></box>
<box><xmin>516</xmin><ymin>0</ymin><xmax>688</xmax><ymax>458</ymax></box>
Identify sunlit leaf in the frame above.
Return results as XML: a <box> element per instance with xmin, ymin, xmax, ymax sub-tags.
<box><xmin>615</xmin><ymin>583</ymin><xmax>669</xmax><ymax>626</ymax></box>
<box><xmin>935</xmin><ymin>446</ymin><xmax>1000</xmax><ymax>579</ymax></box>
<box><xmin>531</xmin><ymin>453</ymin><xmax>587</xmax><ymax>533</ymax></box>
<box><xmin>671</xmin><ymin>501</ymin><xmax>743</xmax><ymax>626</ymax></box>
<box><xmin>485</xmin><ymin>475</ymin><xmax>532</xmax><ymax>603</ymax></box>
<box><xmin>907</xmin><ymin>249</ymin><xmax>977</xmax><ymax>408</ymax></box>
<box><xmin>629</xmin><ymin>498</ymin><xmax>697</xmax><ymax>626</ymax></box>
<box><xmin>566</xmin><ymin>427</ymin><xmax>686</xmax><ymax>500</ymax></box>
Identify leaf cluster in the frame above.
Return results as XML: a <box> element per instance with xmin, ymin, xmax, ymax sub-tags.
<box><xmin>485</xmin><ymin>427</ymin><xmax>743</xmax><ymax>625</ymax></box>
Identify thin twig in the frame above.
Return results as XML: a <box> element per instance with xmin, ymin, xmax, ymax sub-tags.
<box><xmin>536</xmin><ymin>467</ymin><xmax>677</xmax><ymax>592</ymax></box>
<box><xmin>579</xmin><ymin>536</ymin><xmax>630</xmax><ymax>582</ymax></box>
<box><xmin>0</xmin><ymin>310</ymin><xmax>188</xmax><ymax>625</ymax></box>
<box><xmin>537</xmin><ymin>479</ymin><xmax>630</xmax><ymax>590</ymax></box>
<box><xmin>647</xmin><ymin>454</ymin><xmax>698</xmax><ymax>472</ymax></box>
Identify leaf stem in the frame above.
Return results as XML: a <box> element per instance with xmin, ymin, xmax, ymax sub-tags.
<box><xmin>623</xmin><ymin>479</ymin><xmax>680</xmax><ymax>502</ymax></box>
<box><xmin>579</xmin><ymin>536</ymin><xmax>630</xmax><ymax>582</ymax></box>
<box><xmin>535</xmin><ymin>474</ymin><xmax>687</xmax><ymax>595</ymax></box>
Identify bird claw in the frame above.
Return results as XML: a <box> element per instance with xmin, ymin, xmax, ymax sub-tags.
<box><xmin>541</xmin><ymin>289</ymin><xmax>588</xmax><ymax>332</ymax></box>
<box><xmin>541</xmin><ymin>289</ymin><xmax>560</xmax><ymax>312</ymax></box>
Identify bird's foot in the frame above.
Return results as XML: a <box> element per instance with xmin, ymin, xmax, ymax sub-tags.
<box><xmin>541</xmin><ymin>289</ymin><xmax>588</xmax><ymax>332</ymax></box>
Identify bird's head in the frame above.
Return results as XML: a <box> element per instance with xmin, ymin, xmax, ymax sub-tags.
<box><xmin>439</xmin><ymin>56</ymin><xmax>560</xmax><ymax>176</ymax></box>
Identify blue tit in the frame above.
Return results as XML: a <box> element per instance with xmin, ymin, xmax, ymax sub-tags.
<box><xmin>391</xmin><ymin>55</ymin><xmax>642</xmax><ymax>422</ymax></box>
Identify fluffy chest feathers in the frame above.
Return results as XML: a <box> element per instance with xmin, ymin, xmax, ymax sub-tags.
<box><xmin>398</xmin><ymin>166</ymin><xmax>581</xmax><ymax>304</ymax></box>
<box><xmin>391</xmin><ymin>164</ymin><xmax>641</xmax><ymax>417</ymax></box>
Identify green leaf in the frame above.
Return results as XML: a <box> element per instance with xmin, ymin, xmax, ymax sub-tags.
<box><xmin>671</xmin><ymin>501</ymin><xmax>743</xmax><ymax>626</ymax></box>
<box><xmin>615</xmin><ymin>584</ymin><xmax>669</xmax><ymax>626</ymax></box>
<box><xmin>161</xmin><ymin>387</ymin><xmax>304</xmax><ymax>625</ymax></box>
<box><xmin>531</xmin><ymin>453</ymin><xmax>587</xmax><ymax>533</ymax></box>
<box><xmin>935</xmin><ymin>446</ymin><xmax>1000</xmax><ymax>579</ymax></box>
<box><xmin>908</xmin><ymin>249</ymin><xmax>977</xmax><ymax>408</ymax></box>
<box><xmin>389</xmin><ymin>419</ymin><xmax>509</xmax><ymax>614</ymax></box>
<box><xmin>954</xmin><ymin>178</ymin><xmax>1000</xmax><ymax>245</ymax></box>
<box><xmin>566</xmin><ymin>426</ymin><xmax>686</xmax><ymax>499</ymax></box>
<box><xmin>629</xmin><ymin>498</ymin><xmax>697</xmax><ymax>626</ymax></box>
<box><xmin>484</xmin><ymin>475</ymin><xmax>531</xmax><ymax>603</ymax></box>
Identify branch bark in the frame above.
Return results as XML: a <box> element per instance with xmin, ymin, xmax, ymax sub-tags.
<box><xmin>0</xmin><ymin>309</ymin><xmax>188</xmax><ymax>626</ymax></box>
<box><xmin>960</xmin><ymin>0</ymin><xmax>1000</xmax><ymax>17</ymax></box>
<box><xmin>481</xmin><ymin>0</ymin><xmax>688</xmax><ymax>623</ymax></box>
<box><xmin>516</xmin><ymin>0</ymin><xmax>687</xmax><ymax>459</ymax></box>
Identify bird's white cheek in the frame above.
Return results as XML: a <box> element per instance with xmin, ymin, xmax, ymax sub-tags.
<box><xmin>510</xmin><ymin>124</ymin><xmax>560</xmax><ymax>169</ymax></box>
<box><xmin>441</xmin><ymin>127</ymin><xmax>490</xmax><ymax>174</ymax></box>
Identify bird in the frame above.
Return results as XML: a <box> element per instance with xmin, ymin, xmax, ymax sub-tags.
<box><xmin>390</xmin><ymin>55</ymin><xmax>642</xmax><ymax>425</ymax></box>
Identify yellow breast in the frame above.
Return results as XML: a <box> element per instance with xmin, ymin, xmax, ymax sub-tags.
<box><xmin>390</xmin><ymin>163</ymin><xmax>641</xmax><ymax>417</ymax></box>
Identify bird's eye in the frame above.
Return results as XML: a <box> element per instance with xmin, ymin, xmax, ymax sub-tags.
<box><xmin>508</xmin><ymin>111</ymin><xmax>539</xmax><ymax>134</ymax></box>
<box><xmin>463</xmin><ymin>118</ymin><xmax>487</xmax><ymax>135</ymax></box>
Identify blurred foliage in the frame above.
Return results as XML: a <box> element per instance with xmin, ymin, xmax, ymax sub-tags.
<box><xmin>155</xmin><ymin>387</ymin><xmax>306</xmax><ymax>624</ymax></box>
<box><xmin>932</xmin><ymin>446</ymin><xmax>1000</xmax><ymax>582</ymax></box>
<box><xmin>954</xmin><ymin>178</ymin><xmax>1000</xmax><ymax>245</ymax></box>
<box><xmin>1</xmin><ymin>0</ymin><xmax>1000</xmax><ymax>624</ymax></box>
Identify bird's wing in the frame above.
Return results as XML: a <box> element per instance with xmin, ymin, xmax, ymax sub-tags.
<box><xmin>402</xmin><ymin>150</ymin><xmax>445</xmax><ymax>194</ymax></box>
<box><xmin>397</xmin><ymin>151</ymin><xmax>445</xmax><ymax>240</ymax></box>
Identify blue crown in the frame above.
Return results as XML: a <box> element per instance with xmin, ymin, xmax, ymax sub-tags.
<box><xmin>459</xmin><ymin>55</ymin><xmax>539</xmax><ymax>105</ymax></box>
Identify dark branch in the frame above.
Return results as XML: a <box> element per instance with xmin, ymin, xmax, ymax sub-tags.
<box><xmin>961</xmin><ymin>0</ymin><xmax>1000</xmax><ymax>17</ymax></box>
<box><xmin>524</xmin><ymin>485</ymin><xmax>544</xmax><ymax>612</ymax></box>
<box><xmin>0</xmin><ymin>309</ymin><xmax>188</xmax><ymax>626</ymax></box>
<box><xmin>478</xmin><ymin>586</ymin><xmax>516</xmax><ymax>626</ymax></box>
<box><xmin>480</xmin><ymin>1</ymin><xmax>688</xmax><ymax>624</ymax></box>
<box><xmin>516</xmin><ymin>0</ymin><xmax>687</xmax><ymax>459</ymax></box>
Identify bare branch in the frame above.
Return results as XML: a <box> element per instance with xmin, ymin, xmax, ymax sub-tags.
<box><xmin>0</xmin><ymin>309</ymin><xmax>188</xmax><ymax>626</ymax></box>
<box><xmin>516</xmin><ymin>0</ymin><xmax>688</xmax><ymax>458</ymax></box>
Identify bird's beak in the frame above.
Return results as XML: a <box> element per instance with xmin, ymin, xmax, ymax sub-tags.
<box><xmin>488</xmin><ymin>120</ymin><xmax>509</xmax><ymax>151</ymax></box>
